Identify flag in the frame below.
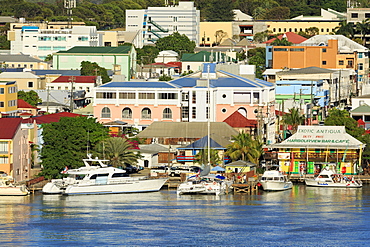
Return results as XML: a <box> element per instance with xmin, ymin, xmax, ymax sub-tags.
<box><xmin>61</xmin><ymin>166</ymin><xmax>68</xmax><ymax>174</ymax></box>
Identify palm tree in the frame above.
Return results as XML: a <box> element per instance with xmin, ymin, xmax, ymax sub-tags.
<box><xmin>282</xmin><ymin>108</ymin><xmax>305</xmax><ymax>134</ymax></box>
<box><xmin>194</xmin><ymin>149</ymin><xmax>221</xmax><ymax>166</ymax></box>
<box><xmin>225</xmin><ymin>131</ymin><xmax>263</xmax><ymax>164</ymax></box>
<box><xmin>271</xmin><ymin>38</ymin><xmax>293</xmax><ymax>46</ymax></box>
<box><xmin>94</xmin><ymin>137</ymin><xmax>140</xmax><ymax>167</ymax></box>
<box><xmin>355</xmin><ymin>19</ymin><xmax>370</xmax><ymax>45</ymax></box>
<box><xmin>334</xmin><ymin>21</ymin><xmax>355</xmax><ymax>39</ymax></box>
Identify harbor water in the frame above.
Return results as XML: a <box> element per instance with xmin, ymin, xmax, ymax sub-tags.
<box><xmin>1</xmin><ymin>185</ymin><xmax>370</xmax><ymax>246</ymax></box>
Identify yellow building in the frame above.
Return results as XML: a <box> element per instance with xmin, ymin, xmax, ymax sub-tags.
<box><xmin>0</xmin><ymin>80</ymin><xmax>18</xmax><ymax>116</ymax></box>
<box><xmin>266</xmin><ymin>20</ymin><xmax>341</xmax><ymax>35</ymax></box>
<box><xmin>267</xmin><ymin>126</ymin><xmax>363</xmax><ymax>175</ymax></box>
<box><xmin>1</xmin><ymin>54</ymin><xmax>50</xmax><ymax>70</ymax></box>
<box><xmin>0</xmin><ymin>72</ymin><xmax>44</xmax><ymax>90</ymax></box>
<box><xmin>199</xmin><ymin>22</ymin><xmax>233</xmax><ymax>46</ymax></box>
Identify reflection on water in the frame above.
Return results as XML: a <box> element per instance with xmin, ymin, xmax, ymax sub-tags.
<box><xmin>1</xmin><ymin>185</ymin><xmax>370</xmax><ymax>245</ymax></box>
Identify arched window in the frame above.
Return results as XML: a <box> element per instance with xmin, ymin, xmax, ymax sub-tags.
<box><xmin>238</xmin><ymin>107</ymin><xmax>247</xmax><ymax>118</ymax></box>
<box><xmin>101</xmin><ymin>107</ymin><xmax>111</xmax><ymax>118</ymax></box>
<box><xmin>163</xmin><ymin>108</ymin><xmax>172</xmax><ymax>119</ymax></box>
<box><xmin>122</xmin><ymin>107</ymin><xmax>132</xmax><ymax>119</ymax></box>
<box><xmin>141</xmin><ymin>108</ymin><xmax>151</xmax><ymax>119</ymax></box>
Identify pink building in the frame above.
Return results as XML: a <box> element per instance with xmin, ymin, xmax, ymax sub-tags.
<box><xmin>93</xmin><ymin>63</ymin><xmax>276</xmax><ymax>143</ymax></box>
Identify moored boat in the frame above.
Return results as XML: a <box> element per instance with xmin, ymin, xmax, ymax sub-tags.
<box><xmin>42</xmin><ymin>155</ymin><xmax>168</xmax><ymax>195</ymax></box>
<box><xmin>259</xmin><ymin>169</ymin><xmax>293</xmax><ymax>191</ymax></box>
<box><xmin>177</xmin><ymin>174</ymin><xmax>232</xmax><ymax>196</ymax></box>
<box><xmin>305</xmin><ymin>166</ymin><xmax>362</xmax><ymax>188</ymax></box>
<box><xmin>0</xmin><ymin>173</ymin><xmax>29</xmax><ymax>196</ymax></box>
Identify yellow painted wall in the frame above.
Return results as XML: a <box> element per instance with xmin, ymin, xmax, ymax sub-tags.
<box><xmin>199</xmin><ymin>22</ymin><xmax>233</xmax><ymax>46</ymax></box>
<box><xmin>0</xmin><ymin>81</ymin><xmax>17</xmax><ymax>114</ymax></box>
<box><xmin>266</xmin><ymin>21</ymin><xmax>340</xmax><ymax>35</ymax></box>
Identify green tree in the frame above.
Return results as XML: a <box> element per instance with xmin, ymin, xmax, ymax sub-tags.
<box><xmin>158</xmin><ymin>74</ymin><xmax>172</xmax><ymax>81</ymax></box>
<box><xmin>18</xmin><ymin>90</ymin><xmax>42</xmax><ymax>107</ymax></box>
<box><xmin>204</xmin><ymin>0</ymin><xmax>235</xmax><ymax>21</ymax></box>
<box><xmin>225</xmin><ymin>131</ymin><xmax>263</xmax><ymax>164</ymax></box>
<box><xmin>44</xmin><ymin>54</ymin><xmax>53</xmax><ymax>62</ymax></box>
<box><xmin>356</xmin><ymin>19</ymin><xmax>370</xmax><ymax>46</ymax></box>
<box><xmin>194</xmin><ymin>149</ymin><xmax>222</xmax><ymax>166</ymax></box>
<box><xmin>80</xmin><ymin>61</ymin><xmax>111</xmax><ymax>84</ymax></box>
<box><xmin>155</xmin><ymin>32</ymin><xmax>196</xmax><ymax>54</ymax></box>
<box><xmin>334</xmin><ymin>21</ymin><xmax>355</xmax><ymax>39</ymax></box>
<box><xmin>306</xmin><ymin>27</ymin><xmax>319</xmax><ymax>37</ymax></box>
<box><xmin>265</xmin><ymin>6</ymin><xmax>290</xmax><ymax>20</ymax></box>
<box><xmin>247</xmin><ymin>47</ymin><xmax>265</xmax><ymax>79</ymax></box>
<box><xmin>324</xmin><ymin>108</ymin><xmax>365</xmax><ymax>139</ymax></box>
<box><xmin>94</xmin><ymin>136</ymin><xmax>140</xmax><ymax>167</ymax></box>
<box><xmin>0</xmin><ymin>35</ymin><xmax>10</xmax><ymax>50</ymax></box>
<box><xmin>253</xmin><ymin>30</ymin><xmax>272</xmax><ymax>43</ymax></box>
<box><xmin>136</xmin><ymin>45</ymin><xmax>159</xmax><ymax>65</ymax></box>
<box><xmin>39</xmin><ymin>117</ymin><xmax>110</xmax><ymax>179</ymax></box>
<box><xmin>271</xmin><ymin>37</ymin><xmax>293</xmax><ymax>46</ymax></box>
<box><xmin>282</xmin><ymin>108</ymin><xmax>305</xmax><ymax>134</ymax></box>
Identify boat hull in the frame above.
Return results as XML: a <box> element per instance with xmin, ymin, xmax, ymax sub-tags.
<box><xmin>305</xmin><ymin>179</ymin><xmax>362</xmax><ymax>188</ymax></box>
<box><xmin>260</xmin><ymin>181</ymin><xmax>293</xmax><ymax>191</ymax></box>
<box><xmin>0</xmin><ymin>185</ymin><xmax>29</xmax><ymax>196</ymax></box>
<box><xmin>63</xmin><ymin>178</ymin><xmax>168</xmax><ymax>195</ymax></box>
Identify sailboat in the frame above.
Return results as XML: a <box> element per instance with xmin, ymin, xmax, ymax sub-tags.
<box><xmin>177</xmin><ymin>63</ymin><xmax>232</xmax><ymax>196</ymax></box>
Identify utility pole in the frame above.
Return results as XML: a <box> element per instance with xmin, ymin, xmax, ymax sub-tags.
<box><xmin>69</xmin><ymin>76</ymin><xmax>75</xmax><ymax>112</ymax></box>
<box><xmin>46</xmin><ymin>86</ymin><xmax>50</xmax><ymax>113</ymax></box>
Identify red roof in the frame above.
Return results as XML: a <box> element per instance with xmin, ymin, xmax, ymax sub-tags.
<box><xmin>22</xmin><ymin>112</ymin><xmax>81</xmax><ymax>124</ymax></box>
<box><xmin>223</xmin><ymin>111</ymin><xmax>258</xmax><ymax>128</ymax></box>
<box><xmin>51</xmin><ymin>76</ymin><xmax>96</xmax><ymax>84</ymax></box>
<box><xmin>263</xmin><ymin>32</ymin><xmax>307</xmax><ymax>44</ymax></box>
<box><xmin>0</xmin><ymin>118</ymin><xmax>21</xmax><ymax>139</ymax></box>
<box><xmin>17</xmin><ymin>99</ymin><xmax>38</xmax><ymax>109</ymax></box>
<box><xmin>149</xmin><ymin>62</ymin><xmax>179</xmax><ymax>68</ymax></box>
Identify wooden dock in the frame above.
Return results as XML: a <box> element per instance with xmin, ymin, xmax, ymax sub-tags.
<box><xmin>232</xmin><ymin>182</ymin><xmax>258</xmax><ymax>194</ymax></box>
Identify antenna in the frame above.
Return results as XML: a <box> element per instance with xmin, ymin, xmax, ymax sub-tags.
<box><xmin>64</xmin><ymin>0</ymin><xmax>76</xmax><ymax>28</ymax></box>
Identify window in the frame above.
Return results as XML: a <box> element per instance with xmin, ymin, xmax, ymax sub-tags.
<box><xmin>101</xmin><ymin>107</ymin><xmax>111</xmax><ymax>118</ymax></box>
<box><xmin>206</xmin><ymin>107</ymin><xmax>209</xmax><ymax>119</ymax></box>
<box><xmin>119</xmin><ymin>92</ymin><xmax>135</xmax><ymax>99</ymax></box>
<box><xmin>192</xmin><ymin>107</ymin><xmax>196</xmax><ymax>118</ymax></box>
<box><xmin>359</xmin><ymin>63</ymin><xmax>363</xmax><ymax>70</ymax></box>
<box><xmin>0</xmin><ymin>88</ymin><xmax>4</xmax><ymax>94</ymax></box>
<box><xmin>139</xmin><ymin>93</ymin><xmax>155</xmax><ymax>99</ymax></box>
<box><xmin>290</xmin><ymin>48</ymin><xmax>304</xmax><ymax>52</ymax></box>
<box><xmin>351</xmin><ymin>13</ymin><xmax>358</xmax><ymax>18</ymax></box>
<box><xmin>192</xmin><ymin>91</ymin><xmax>196</xmax><ymax>103</ymax></box>
<box><xmin>206</xmin><ymin>91</ymin><xmax>210</xmax><ymax>104</ymax></box>
<box><xmin>28</xmin><ymin>81</ymin><xmax>33</xmax><ymax>88</ymax></box>
<box><xmin>141</xmin><ymin>108</ymin><xmax>151</xmax><ymax>119</ymax></box>
<box><xmin>0</xmin><ymin>142</ymin><xmax>8</xmax><ymax>153</ymax></box>
<box><xmin>339</xmin><ymin>60</ymin><xmax>344</xmax><ymax>65</ymax></box>
<box><xmin>359</xmin><ymin>53</ymin><xmax>363</xmax><ymax>58</ymax></box>
<box><xmin>322</xmin><ymin>48</ymin><xmax>326</xmax><ymax>52</ymax></box>
<box><xmin>273</xmin><ymin>48</ymin><xmax>288</xmax><ymax>51</ymax></box>
<box><xmin>163</xmin><ymin>108</ymin><xmax>172</xmax><ymax>119</ymax></box>
<box><xmin>122</xmin><ymin>108</ymin><xmax>132</xmax><ymax>119</ymax></box>
<box><xmin>0</xmin><ymin>157</ymin><xmax>8</xmax><ymax>164</ymax></box>
<box><xmin>322</xmin><ymin>61</ymin><xmax>327</xmax><ymax>65</ymax></box>
<box><xmin>0</xmin><ymin>101</ymin><xmax>4</xmax><ymax>107</ymax></box>
<box><xmin>96</xmin><ymin>92</ymin><xmax>116</xmax><ymax>99</ymax></box>
<box><xmin>159</xmin><ymin>93</ymin><xmax>177</xmax><ymax>99</ymax></box>
<box><xmin>182</xmin><ymin>106</ymin><xmax>189</xmax><ymax>119</ymax></box>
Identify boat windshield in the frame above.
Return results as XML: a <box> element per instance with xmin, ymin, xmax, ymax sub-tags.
<box><xmin>75</xmin><ymin>174</ymin><xmax>85</xmax><ymax>180</ymax></box>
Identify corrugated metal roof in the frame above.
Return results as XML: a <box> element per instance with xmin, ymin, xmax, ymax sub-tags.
<box><xmin>32</xmin><ymin>70</ymin><xmax>81</xmax><ymax>76</ymax></box>
<box><xmin>52</xmin><ymin>76</ymin><xmax>96</xmax><ymax>83</ymax></box>
<box><xmin>0</xmin><ymin>72</ymin><xmax>39</xmax><ymax>79</ymax></box>
<box><xmin>100</xmin><ymin>81</ymin><xmax>178</xmax><ymax>88</ymax></box>
<box><xmin>1</xmin><ymin>54</ymin><xmax>45</xmax><ymax>63</ymax></box>
<box><xmin>56</xmin><ymin>46</ymin><xmax>132</xmax><ymax>54</ymax></box>
<box><xmin>0</xmin><ymin>118</ymin><xmax>21</xmax><ymax>139</ymax></box>
<box><xmin>277</xmin><ymin>67</ymin><xmax>334</xmax><ymax>75</ymax></box>
<box><xmin>136</xmin><ymin>122</ymin><xmax>238</xmax><ymax>138</ymax></box>
<box><xmin>351</xmin><ymin>104</ymin><xmax>370</xmax><ymax>114</ymax></box>
<box><xmin>178</xmin><ymin>133</ymin><xmax>231</xmax><ymax>149</ymax></box>
<box><xmin>17</xmin><ymin>99</ymin><xmax>38</xmax><ymax>109</ymax></box>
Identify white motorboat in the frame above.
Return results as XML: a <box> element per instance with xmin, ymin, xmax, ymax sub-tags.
<box><xmin>42</xmin><ymin>155</ymin><xmax>168</xmax><ymax>195</ymax></box>
<box><xmin>0</xmin><ymin>173</ymin><xmax>29</xmax><ymax>196</ymax></box>
<box><xmin>177</xmin><ymin>174</ymin><xmax>233</xmax><ymax>196</ymax></box>
<box><xmin>259</xmin><ymin>170</ymin><xmax>293</xmax><ymax>191</ymax></box>
<box><xmin>305</xmin><ymin>166</ymin><xmax>362</xmax><ymax>188</ymax></box>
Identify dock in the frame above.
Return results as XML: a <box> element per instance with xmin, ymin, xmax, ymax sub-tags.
<box><xmin>232</xmin><ymin>182</ymin><xmax>258</xmax><ymax>194</ymax></box>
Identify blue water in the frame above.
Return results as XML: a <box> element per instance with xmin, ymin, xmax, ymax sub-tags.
<box><xmin>1</xmin><ymin>185</ymin><xmax>369</xmax><ymax>246</ymax></box>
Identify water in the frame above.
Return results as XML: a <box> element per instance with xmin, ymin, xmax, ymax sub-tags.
<box><xmin>1</xmin><ymin>185</ymin><xmax>370</xmax><ymax>246</ymax></box>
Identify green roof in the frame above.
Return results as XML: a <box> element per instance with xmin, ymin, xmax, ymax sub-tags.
<box><xmin>181</xmin><ymin>51</ymin><xmax>236</xmax><ymax>62</ymax></box>
<box><xmin>351</xmin><ymin>104</ymin><xmax>370</xmax><ymax>114</ymax></box>
<box><xmin>55</xmin><ymin>46</ymin><xmax>132</xmax><ymax>54</ymax></box>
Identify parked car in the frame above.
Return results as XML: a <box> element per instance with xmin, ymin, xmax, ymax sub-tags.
<box><xmin>125</xmin><ymin>165</ymin><xmax>139</xmax><ymax>174</ymax></box>
<box><xmin>151</xmin><ymin>166</ymin><xmax>170</xmax><ymax>174</ymax></box>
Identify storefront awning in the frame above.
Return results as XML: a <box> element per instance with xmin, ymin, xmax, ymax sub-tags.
<box><xmin>267</xmin><ymin>126</ymin><xmax>364</xmax><ymax>150</ymax></box>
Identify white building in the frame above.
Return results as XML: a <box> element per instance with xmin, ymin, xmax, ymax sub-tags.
<box><xmin>126</xmin><ymin>1</ymin><xmax>200</xmax><ymax>46</ymax></box>
<box><xmin>9</xmin><ymin>26</ymin><xmax>101</xmax><ymax>60</ymax></box>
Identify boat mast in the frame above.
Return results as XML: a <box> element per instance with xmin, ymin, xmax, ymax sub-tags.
<box><xmin>207</xmin><ymin>64</ymin><xmax>211</xmax><ymax>166</ymax></box>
